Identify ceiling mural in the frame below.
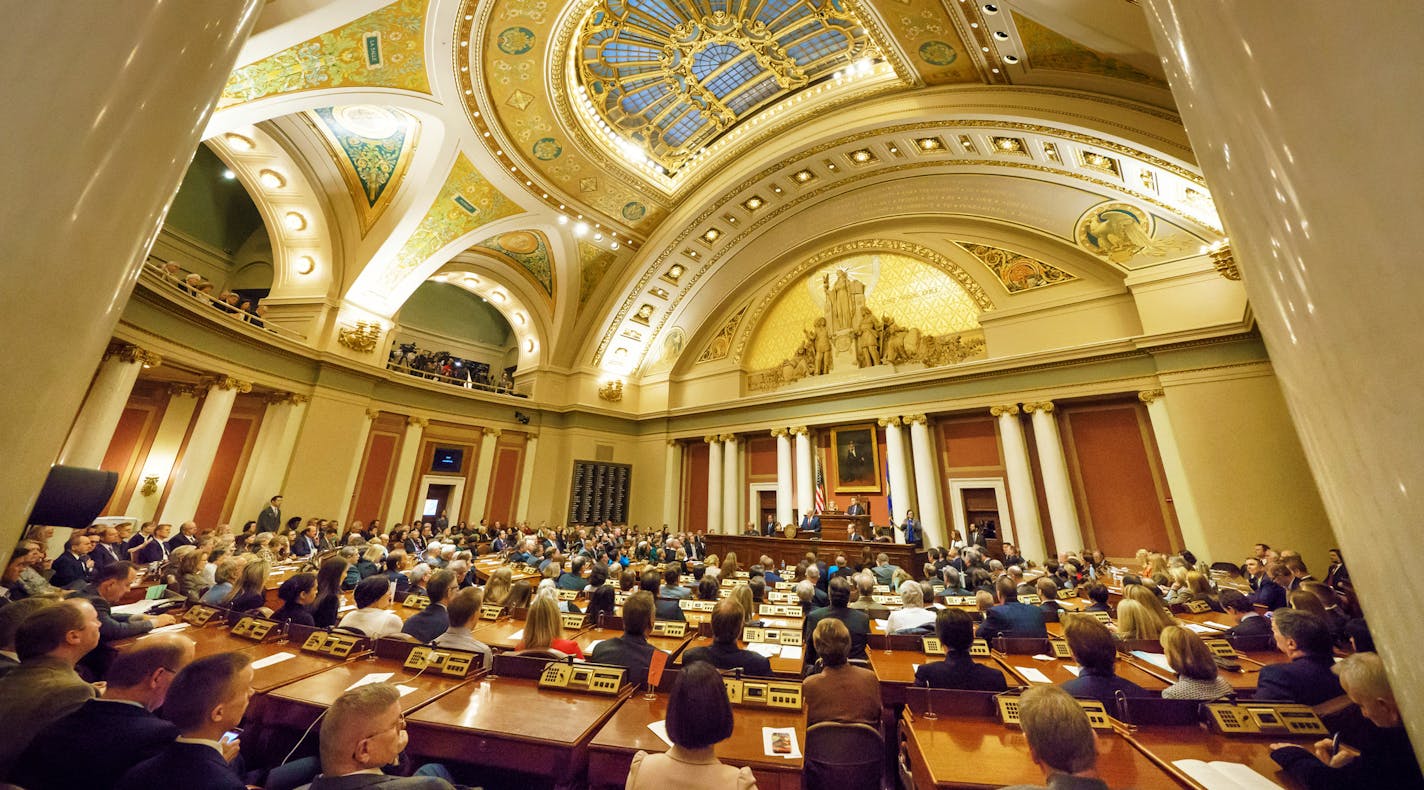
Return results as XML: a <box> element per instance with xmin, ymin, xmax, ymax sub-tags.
<box><xmin>472</xmin><ymin>230</ymin><xmax>556</xmax><ymax>299</ymax></box>
<box><xmin>955</xmin><ymin>241</ymin><xmax>1077</xmax><ymax>293</ymax></box>
<box><xmin>219</xmin><ymin>0</ymin><xmax>432</xmax><ymax>110</ymax></box>
<box><xmin>879</xmin><ymin>0</ymin><xmax>981</xmax><ymax>85</ymax></box>
<box><xmin>308</xmin><ymin>105</ymin><xmax>418</xmax><ymax>235</ymax></box>
<box><xmin>578</xmin><ymin>240</ymin><xmax>621</xmax><ymax>313</ymax></box>
<box><xmin>1012</xmin><ymin>12</ymin><xmax>1168</xmax><ymax>90</ymax></box>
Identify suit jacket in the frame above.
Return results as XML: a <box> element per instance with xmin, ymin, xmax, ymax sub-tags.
<box><xmin>91</xmin><ymin>541</ymin><xmax>124</xmax><ymax>571</ymax></box>
<box><xmin>803</xmin><ymin>606</ymin><xmax>870</xmax><ymax>664</ymax></box>
<box><xmin>292</xmin><ymin>534</ymin><xmax>317</xmax><ymax>557</ymax></box>
<box><xmin>115</xmin><ymin>740</ymin><xmax>244</xmax><ymax>790</ymax></box>
<box><xmin>1223</xmin><ymin>613</ymin><xmax>1273</xmax><ymax>638</ymax></box>
<box><xmin>0</xmin><ymin>657</ymin><xmax>97</xmax><ymax>775</ymax></box>
<box><xmin>85</xmin><ymin>586</ymin><xmax>156</xmax><ymax>642</ymax></box>
<box><xmin>49</xmin><ymin>552</ymin><xmax>93</xmax><ymax>588</ymax></box>
<box><xmin>1060</xmin><ymin>666</ymin><xmax>1153</xmax><ymax>710</ymax></box>
<box><xmin>556</xmin><ymin>572</ymin><xmax>585</xmax><ymax>591</ymax></box>
<box><xmin>166</xmin><ymin>532</ymin><xmax>199</xmax><ymax>551</ymax></box>
<box><xmin>1255</xmin><ymin>654</ymin><xmax>1345</xmax><ymax>705</ymax></box>
<box><xmin>799</xmin><ymin>515</ymin><xmax>821</xmax><ymax>533</ymax></box>
<box><xmin>804</xmin><ymin>663</ymin><xmax>881</xmax><ymax>727</ymax></box>
<box><xmin>682</xmin><ymin>641</ymin><xmax>773</xmax><ymax>677</ymax></box>
<box><xmin>1250</xmin><ymin>579</ymin><xmax>1288</xmax><ymax>610</ymax></box>
<box><xmin>305</xmin><ymin>773</ymin><xmax>455</xmax><ymax>789</ymax></box>
<box><xmin>1271</xmin><ymin>723</ymin><xmax>1423</xmax><ymax>790</ymax></box>
<box><xmin>257</xmin><ymin>505</ymin><xmax>282</xmax><ymax>533</ymax></box>
<box><xmin>654</xmin><ymin>597</ymin><xmax>686</xmax><ymax>622</ymax></box>
<box><xmin>401</xmin><ymin>604</ymin><xmax>450</xmax><ymax>643</ymax></box>
<box><xmin>590</xmin><ymin>633</ymin><xmax>659</xmax><ymax>687</ymax></box>
<box><xmin>846</xmin><ymin>503</ymin><xmax>866</xmax><ymax>516</ymax></box>
<box><xmin>133</xmin><ymin>539</ymin><xmax>170</xmax><ymax>565</ymax></box>
<box><xmin>914</xmin><ymin>652</ymin><xmax>1009</xmax><ymax>691</ymax></box>
<box><xmin>976</xmin><ymin>602</ymin><xmax>1049</xmax><ymax>640</ymax></box>
<box><xmin>902</xmin><ymin>519</ymin><xmax>920</xmax><ymax>545</ymax></box>
<box><xmin>11</xmin><ymin>698</ymin><xmax>179</xmax><ymax>790</ymax></box>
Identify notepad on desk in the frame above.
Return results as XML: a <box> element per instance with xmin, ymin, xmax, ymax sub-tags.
<box><xmin>251</xmin><ymin>651</ymin><xmax>296</xmax><ymax>669</ymax></box>
<box><xmin>779</xmin><ymin>645</ymin><xmax>803</xmax><ymax>661</ymax></box>
<box><xmin>1014</xmin><ymin>666</ymin><xmax>1052</xmax><ymax>684</ymax></box>
<box><xmin>647</xmin><ymin>720</ymin><xmax>674</xmax><ymax>748</ymax></box>
<box><xmin>346</xmin><ymin>672</ymin><xmax>393</xmax><ymax>691</ymax></box>
<box><xmin>747</xmin><ymin>643</ymin><xmax>781</xmax><ymax>657</ymax></box>
<box><xmin>1172</xmin><ymin>759</ymin><xmax>1283</xmax><ymax>789</ymax></box>
<box><xmin>1130</xmin><ymin>650</ymin><xmax>1174</xmax><ymax>672</ymax></box>
<box><xmin>1183</xmin><ymin>622</ymin><xmax>1218</xmax><ymax>634</ymax></box>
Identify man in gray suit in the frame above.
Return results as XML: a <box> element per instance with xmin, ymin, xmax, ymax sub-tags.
<box><xmin>302</xmin><ymin>683</ymin><xmax>459</xmax><ymax>788</ymax></box>
<box><xmin>0</xmin><ymin>599</ymin><xmax>101</xmax><ymax>776</ymax></box>
<box><xmin>257</xmin><ymin>495</ymin><xmax>283</xmax><ymax>533</ymax></box>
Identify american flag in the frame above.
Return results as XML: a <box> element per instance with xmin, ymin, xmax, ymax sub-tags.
<box><xmin>814</xmin><ymin>455</ymin><xmax>826</xmax><ymax>514</ymax></box>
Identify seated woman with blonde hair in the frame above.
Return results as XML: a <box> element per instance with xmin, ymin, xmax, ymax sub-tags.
<box><xmin>1160</xmin><ymin>625</ymin><xmax>1233</xmax><ymax>700</ymax></box>
<box><xmin>1115</xmin><ymin>599</ymin><xmax>1165</xmax><ymax>641</ymax></box>
<box><xmin>515</xmin><ymin>591</ymin><xmax>585</xmax><ymax>658</ymax></box>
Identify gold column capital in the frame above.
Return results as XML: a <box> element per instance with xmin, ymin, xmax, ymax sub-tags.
<box><xmin>1022</xmin><ymin>401</ymin><xmax>1055</xmax><ymax>414</ymax></box>
<box><xmin>902</xmin><ymin>414</ymin><xmax>928</xmax><ymax>426</ymax></box>
<box><xmin>166</xmin><ymin>382</ymin><xmax>201</xmax><ymax>399</ymax></box>
<box><xmin>1138</xmin><ymin>388</ymin><xmax>1166</xmax><ymax>404</ymax></box>
<box><xmin>877</xmin><ymin>416</ymin><xmax>902</xmax><ymax>428</ymax></box>
<box><xmin>365</xmin><ymin>408</ymin><xmax>381</xmax><ymax>420</ymax></box>
<box><xmin>407</xmin><ymin>416</ymin><xmax>429</xmax><ymax>428</ymax></box>
<box><xmin>105</xmin><ymin>341</ymin><xmax>161</xmax><ymax>368</ymax></box>
<box><xmin>1208</xmin><ymin>242</ymin><xmax>1240</xmax><ymax>281</ymax></box>
<box><xmin>204</xmin><ymin>375</ymin><xmax>252</xmax><ymax>393</ymax></box>
<box><xmin>703</xmin><ymin>434</ymin><xmax>719</xmax><ymax>444</ymax></box>
<box><xmin>719</xmin><ymin>433</ymin><xmax>737</xmax><ymax>443</ymax></box>
<box><xmin>262</xmin><ymin>391</ymin><xmax>308</xmax><ymax>406</ymax></box>
<box><xmin>769</xmin><ymin>427</ymin><xmax>789</xmax><ymax>438</ymax></box>
<box><xmin>789</xmin><ymin>426</ymin><xmax>809</xmax><ymax>437</ymax></box>
<box><xmin>989</xmin><ymin>404</ymin><xmax>1019</xmax><ymax>417</ymax></box>
<box><xmin>482</xmin><ymin>427</ymin><xmax>502</xmax><ymax>437</ymax></box>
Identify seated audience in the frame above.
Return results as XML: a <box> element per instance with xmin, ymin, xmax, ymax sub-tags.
<box><xmin>49</xmin><ymin>532</ymin><xmax>95</xmax><ymax>588</ymax></box>
<box><xmin>1256</xmin><ymin>609</ymin><xmax>1345</xmax><ymax>705</ymax></box>
<box><xmin>1081</xmin><ymin>583</ymin><xmax>1112</xmax><ymax>614</ymax></box>
<box><xmin>433</xmin><ymin>587</ymin><xmax>493</xmax><ymax>670</ymax></box>
<box><xmin>640</xmin><ymin>569</ymin><xmax>686</xmax><ymax>622</ymax></box>
<box><xmin>1114</xmin><ymin>599</ymin><xmax>1164</xmax><ymax>641</ymax></box>
<box><xmin>1270</xmin><ymin>652</ymin><xmax>1424</xmax><ymax>789</ymax></box>
<box><xmin>0</xmin><ymin>600</ymin><xmax>101</xmax><ymax>775</ymax></box>
<box><xmin>1159</xmin><ymin>626</ymin><xmax>1232</xmax><ymax>700</ymax></box>
<box><xmin>312</xmin><ymin>556</ymin><xmax>349</xmax><ymax>628</ymax></box>
<box><xmin>1001</xmin><ymin>685</ymin><xmax>1111</xmax><ymax>790</ymax></box>
<box><xmin>803</xmin><ymin>577</ymin><xmax>870</xmax><ymax>665</ymax></box>
<box><xmin>272</xmin><ymin>572</ymin><xmax>318</xmax><ymax>626</ymax></box>
<box><xmin>871</xmin><ymin>553</ymin><xmax>901</xmax><ymax>587</ymax></box>
<box><xmin>482</xmin><ymin>567</ymin><xmax>513</xmax><ymax>606</ymax></box>
<box><xmin>584</xmin><ymin>584</ymin><xmax>617</xmax><ymax>624</ymax></box>
<box><xmin>625</xmin><ymin>661</ymin><xmax>754</xmax><ymax>789</ymax></box>
<box><xmin>805</xmin><ymin>618</ymin><xmax>881</xmax><ymax>727</ymax></box>
<box><xmin>976</xmin><ymin>578</ymin><xmax>1049</xmax><ymax>640</ymax></box>
<box><xmin>885</xmin><ymin>581</ymin><xmax>936</xmax><ymax>633</ymax></box>
<box><xmin>307</xmin><ymin>683</ymin><xmax>459</xmax><ymax>789</ymax></box>
<box><xmin>590</xmin><ymin>591</ymin><xmax>662</xmax><ymax>687</ymax></box>
<box><xmin>1059</xmin><ymin>614</ymin><xmax>1151</xmax><ymax>710</ymax></box>
<box><xmin>402</xmin><ymin>569</ymin><xmax>456</xmax><ymax>643</ymax></box>
<box><xmin>114</xmin><ymin>653</ymin><xmax>253</xmax><ymax>790</ymax></box>
<box><xmin>85</xmin><ymin>561</ymin><xmax>177</xmax><ymax>643</ymax></box>
<box><xmin>914</xmin><ymin>609</ymin><xmax>1008</xmax><ymax>691</ymax></box>
<box><xmin>682</xmin><ymin>597</ymin><xmax>773</xmax><ymax>676</ymax></box>
<box><xmin>226</xmin><ymin>559</ymin><xmax>270</xmax><ymax>612</ymax></box>
<box><xmin>176</xmin><ymin>547</ymin><xmax>211</xmax><ymax>603</ymax></box>
<box><xmin>11</xmin><ymin>634</ymin><xmax>194</xmax><ymax>790</ymax></box>
<box><xmin>516</xmin><ymin>591</ymin><xmax>584</xmax><ymax>658</ymax></box>
<box><xmin>337</xmin><ymin>575</ymin><xmax>404</xmax><ymax>639</ymax></box>
<box><xmin>0</xmin><ymin>598</ymin><xmax>52</xmax><ymax>679</ymax></box>
<box><xmin>132</xmin><ymin>523</ymin><xmax>174</xmax><ymax>565</ymax></box>
<box><xmin>1250</xmin><ymin>562</ymin><xmax>1293</xmax><ymax>610</ymax></box>
<box><xmin>1219</xmin><ymin>588</ymin><xmax>1271</xmax><ymax>637</ymax></box>
<box><xmin>1034</xmin><ymin>577</ymin><xmax>1062</xmax><ymax>623</ymax></box>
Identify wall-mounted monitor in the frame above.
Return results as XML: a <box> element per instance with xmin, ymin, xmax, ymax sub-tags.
<box><xmin>431</xmin><ymin>447</ymin><xmax>464</xmax><ymax>473</ymax></box>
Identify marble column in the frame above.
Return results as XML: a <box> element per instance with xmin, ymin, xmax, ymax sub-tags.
<box><xmin>59</xmin><ymin>342</ymin><xmax>162</xmax><ymax>468</ymax></box>
<box><xmin>515</xmin><ymin>434</ymin><xmax>539</xmax><ymax>525</ymax></box>
<box><xmin>879</xmin><ymin>417</ymin><xmax>912</xmax><ymax>542</ymax></box>
<box><xmin>336</xmin><ymin>411</ymin><xmax>377</xmax><ymax>525</ymax></box>
<box><xmin>1142</xmin><ymin>3</ymin><xmax>1424</xmax><ymax>756</ymax></box>
<box><xmin>792</xmin><ymin>426</ymin><xmax>813</xmax><ymax>524</ymax></box>
<box><xmin>721</xmin><ymin>434</ymin><xmax>739</xmax><ymax>534</ymax></box>
<box><xmin>157</xmin><ymin>376</ymin><xmax>250</xmax><ymax>524</ymax></box>
<box><xmin>905</xmin><ymin>414</ymin><xmax>947</xmax><ymax>548</ymax></box>
<box><xmin>993</xmin><ymin>405</ymin><xmax>1046</xmax><ymax>563</ymax></box>
<box><xmin>468</xmin><ymin>427</ymin><xmax>501</xmax><ymax>524</ymax></box>
<box><xmin>772</xmin><ymin>428</ymin><xmax>793</xmax><ymax>528</ymax></box>
<box><xmin>1138</xmin><ymin>389</ymin><xmax>1210</xmax><ymax>556</ymax></box>
<box><xmin>231</xmin><ymin>393</ymin><xmax>308</xmax><ymax>525</ymax></box>
<box><xmin>706</xmin><ymin>435</ymin><xmax>723</xmax><ymax>535</ymax></box>
<box><xmin>384</xmin><ymin>417</ymin><xmax>428</xmax><ymax>526</ymax></box>
<box><xmin>1023</xmin><ymin>402</ymin><xmax>1083</xmax><ymax>557</ymax></box>
<box><xmin>0</xmin><ymin>0</ymin><xmax>261</xmax><ymax>565</ymax></box>
<box><xmin>660</xmin><ymin>440</ymin><xmax>681</xmax><ymax>531</ymax></box>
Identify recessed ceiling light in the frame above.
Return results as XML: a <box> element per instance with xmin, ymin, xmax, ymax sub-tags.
<box><xmin>994</xmin><ymin>30</ymin><xmax>1009</xmax><ymax>40</ymax></box>
<box><xmin>221</xmin><ymin>169</ymin><xmax>236</xmax><ymax>181</ymax></box>
<box><xmin>296</xmin><ymin>256</ymin><xmax>315</xmax><ymax>275</ymax></box>
<box><xmin>258</xmin><ymin>169</ymin><xmax>285</xmax><ymax>189</ymax></box>
<box><xmin>283</xmin><ymin>212</ymin><xmax>306</xmax><ymax>231</ymax></box>
<box><xmin>223</xmin><ymin>133</ymin><xmax>255</xmax><ymax>151</ymax></box>
<box><xmin>982</xmin><ymin>3</ymin><xmax>999</xmax><ymax>12</ymax></box>
<box><xmin>1004</xmin><ymin>54</ymin><xmax>1019</xmax><ymax>64</ymax></box>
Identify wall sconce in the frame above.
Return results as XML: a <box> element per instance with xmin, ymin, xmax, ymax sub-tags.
<box><xmin>140</xmin><ymin>475</ymin><xmax>160</xmax><ymax>497</ymax></box>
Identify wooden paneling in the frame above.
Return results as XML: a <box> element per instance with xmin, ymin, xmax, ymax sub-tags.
<box><xmin>746</xmin><ymin>435</ymin><xmax>777</xmax><ymax>478</ymax></box>
<box><xmin>100</xmin><ymin>405</ymin><xmax>163</xmax><ymax>515</ymax></box>
<box><xmin>684</xmin><ymin>442</ymin><xmax>709</xmax><ymax>533</ymax></box>
<box><xmin>1061</xmin><ymin>402</ymin><xmax>1177</xmax><ymax>556</ymax></box>
<box><xmin>486</xmin><ymin>442</ymin><xmax>523</xmax><ymax>525</ymax></box>
<box><xmin>193</xmin><ymin>397</ymin><xmax>264</xmax><ymax>526</ymax></box>
<box><xmin>350</xmin><ymin>430</ymin><xmax>400</xmax><ymax>525</ymax></box>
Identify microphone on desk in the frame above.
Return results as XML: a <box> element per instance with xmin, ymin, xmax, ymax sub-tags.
<box><xmin>1113</xmin><ymin>689</ymin><xmax>1130</xmax><ymax>725</ymax></box>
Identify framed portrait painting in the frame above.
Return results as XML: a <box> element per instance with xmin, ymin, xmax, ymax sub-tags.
<box><xmin>830</xmin><ymin>423</ymin><xmax>880</xmax><ymax>493</ymax></box>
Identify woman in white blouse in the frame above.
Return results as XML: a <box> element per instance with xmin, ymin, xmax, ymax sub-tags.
<box><xmin>885</xmin><ymin>581</ymin><xmax>937</xmax><ymax>633</ymax></box>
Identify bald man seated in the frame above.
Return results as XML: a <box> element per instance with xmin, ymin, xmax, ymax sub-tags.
<box><xmin>302</xmin><ymin>683</ymin><xmax>461</xmax><ymax>789</ymax></box>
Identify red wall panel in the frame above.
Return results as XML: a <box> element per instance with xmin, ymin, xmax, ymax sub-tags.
<box><xmin>1064</xmin><ymin>405</ymin><xmax>1172</xmax><ymax>557</ymax></box>
<box><xmin>351</xmin><ymin>432</ymin><xmax>399</xmax><ymax>525</ymax></box>
<box><xmin>746</xmin><ymin>436</ymin><xmax>777</xmax><ymax>478</ymax></box>
<box><xmin>685</xmin><ymin>442</ymin><xmax>709</xmax><ymax>533</ymax></box>
<box><xmin>100</xmin><ymin>407</ymin><xmax>158</xmax><ymax>514</ymax></box>
<box><xmin>941</xmin><ymin>418</ymin><xmax>1002</xmax><ymax>469</ymax></box>
<box><xmin>193</xmin><ymin>415</ymin><xmax>258</xmax><ymax>527</ymax></box>
<box><xmin>486</xmin><ymin>445</ymin><xmax>522</xmax><ymax>525</ymax></box>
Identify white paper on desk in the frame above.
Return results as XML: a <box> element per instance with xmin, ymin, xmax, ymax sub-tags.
<box><xmin>586</xmin><ymin>640</ymin><xmax>604</xmax><ymax>653</ymax></box>
<box><xmin>345</xmin><ymin>672</ymin><xmax>394</xmax><ymax>691</ymax></box>
<box><xmin>1131</xmin><ymin>651</ymin><xmax>1174</xmax><ymax>672</ymax></box>
<box><xmin>1063</xmin><ymin>665</ymin><xmax>1081</xmax><ymax>677</ymax></box>
<box><xmin>1014</xmin><ymin>666</ymin><xmax>1052</xmax><ymax>684</ymax></box>
<box><xmin>1031</xmin><ymin>653</ymin><xmax>1055</xmax><ymax>661</ymax></box>
<box><xmin>780</xmin><ymin>646</ymin><xmax>803</xmax><ymax>661</ymax></box>
<box><xmin>911</xmin><ymin>664</ymin><xmax>921</xmax><ymax>674</ymax></box>
<box><xmin>1183</xmin><ymin>623</ymin><xmax>1217</xmax><ymax>634</ymax></box>
<box><xmin>111</xmin><ymin>601</ymin><xmax>160</xmax><ymax>616</ymax></box>
<box><xmin>647</xmin><ymin>720</ymin><xmax>675</xmax><ymax>748</ymax></box>
<box><xmin>148</xmin><ymin>623</ymin><xmax>191</xmax><ymax>634</ymax></box>
<box><xmin>395</xmin><ymin>684</ymin><xmax>419</xmax><ymax>697</ymax></box>
<box><xmin>251</xmin><ymin>651</ymin><xmax>297</xmax><ymax>669</ymax></box>
<box><xmin>1172</xmin><ymin>759</ymin><xmax>1283</xmax><ymax>790</ymax></box>
<box><xmin>762</xmin><ymin>618</ymin><xmax>790</xmax><ymax>628</ymax></box>
<box><xmin>1204</xmin><ymin>621</ymin><xmax>1233</xmax><ymax>631</ymax></box>
<box><xmin>506</xmin><ymin>628</ymin><xmax>525</xmax><ymax>642</ymax></box>
<box><xmin>761</xmin><ymin>727</ymin><xmax>802</xmax><ymax>759</ymax></box>
<box><xmin>873</xmin><ymin>619</ymin><xmax>889</xmax><ymax>631</ymax></box>
<box><xmin>747</xmin><ymin>643</ymin><xmax>781</xmax><ymax>657</ymax></box>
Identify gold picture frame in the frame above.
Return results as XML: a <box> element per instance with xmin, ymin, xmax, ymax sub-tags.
<box><xmin>830</xmin><ymin>423</ymin><xmax>881</xmax><ymax>493</ymax></box>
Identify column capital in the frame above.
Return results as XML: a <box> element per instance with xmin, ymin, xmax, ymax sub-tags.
<box><xmin>789</xmin><ymin>425</ymin><xmax>809</xmax><ymax>437</ymax></box>
<box><xmin>262</xmin><ymin>391</ymin><xmax>308</xmax><ymax>406</ymax></box>
<box><xmin>989</xmin><ymin>404</ymin><xmax>1020</xmax><ymax>417</ymax></box>
<box><xmin>365</xmin><ymin>408</ymin><xmax>381</xmax><ymax>420</ymax></box>
<box><xmin>769</xmin><ymin>427</ymin><xmax>789</xmax><ymax>438</ymax></box>
<box><xmin>1022</xmin><ymin>401</ymin><xmax>1055</xmax><ymax>414</ymax></box>
<box><xmin>104</xmin><ymin>341</ymin><xmax>161</xmax><ymax>368</ymax></box>
<box><xmin>1208</xmin><ymin>242</ymin><xmax>1241</xmax><ymax>281</ymax></box>
<box><xmin>1138</xmin><ymin>388</ymin><xmax>1166</xmax><ymax>404</ymax></box>
<box><xmin>203</xmin><ymin>375</ymin><xmax>252</xmax><ymax>393</ymax></box>
<box><xmin>407</xmin><ymin>416</ymin><xmax>429</xmax><ymax>428</ymax></box>
<box><xmin>166</xmin><ymin>382</ymin><xmax>202</xmax><ymax>399</ymax></box>
<box><xmin>482</xmin><ymin>427</ymin><xmax>502</xmax><ymax>437</ymax></box>
<box><xmin>902</xmin><ymin>414</ymin><xmax>928</xmax><ymax>426</ymax></box>
<box><xmin>877</xmin><ymin>416</ymin><xmax>902</xmax><ymax>428</ymax></box>
<box><xmin>704</xmin><ymin>434</ymin><xmax>719</xmax><ymax>444</ymax></box>
<box><xmin>667</xmin><ymin>439</ymin><xmax>680</xmax><ymax>448</ymax></box>
<box><xmin>719</xmin><ymin>433</ymin><xmax>737</xmax><ymax>443</ymax></box>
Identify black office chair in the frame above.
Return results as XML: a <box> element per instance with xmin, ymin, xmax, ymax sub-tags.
<box><xmin>803</xmin><ymin>721</ymin><xmax>884</xmax><ymax>790</ymax></box>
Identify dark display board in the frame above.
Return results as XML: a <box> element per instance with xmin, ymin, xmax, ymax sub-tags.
<box><xmin>567</xmin><ymin>460</ymin><xmax>631</xmax><ymax>524</ymax></box>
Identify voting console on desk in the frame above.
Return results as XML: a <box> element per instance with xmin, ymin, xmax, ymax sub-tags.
<box><xmin>290</xmin><ymin>623</ymin><xmax>369</xmax><ymax>658</ymax></box>
<box><xmin>724</xmin><ymin>676</ymin><xmax>803</xmax><ymax>711</ymax></box>
<box><xmin>538</xmin><ymin>658</ymin><xmax>627</xmax><ymax>695</ymax></box>
<box><xmin>743</xmin><ymin>626</ymin><xmax>802</xmax><ymax>646</ymax></box>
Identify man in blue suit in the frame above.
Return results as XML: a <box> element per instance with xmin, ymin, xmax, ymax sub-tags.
<box><xmin>900</xmin><ymin>509</ymin><xmax>921</xmax><ymax>546</ymax></box>
<box><xmin>976</xmin><ymin>578</ymin><xmax>1049</xmax><ymax>640</ymax></box>
<box><xmin>115</xmin><ymin>652</ymin><xmax>253</xmax><ymax>790</ymax></box>
<box><xmin>799</xmin><ymin>512</ymin><xmax>821</xmax><ymax>534</ymax></box>
<box><xmin>401</xmin><ymin>570</ymin><xmax>455</xmax><ymax>643</ymax></box>
<box><xmin>1249</xmin><ymin>563</ymin><xmax>1293</xmax><ymax>610</ymax></box>
<box><xmin>49</xmin><ymin>533</ymin><xmax>95</xmax><ymax>588</ymax></box>
<box><xmin>1255</xmin><ymin>609</ymin><xmax>1345</xmax><ymax>705</ymax></box>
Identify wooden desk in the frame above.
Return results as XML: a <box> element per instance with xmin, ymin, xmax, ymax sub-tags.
<box><xmin>996</xmin><ymin>655</ymin><xmax>1169</xmax><ymax>691</ymax></box>
<box><xmin>405</xmin><ymin>677</ymin><xmax>629</xmax><ymax>784</ymax></box>
<box><xmin>573</xmin><ymin>626</ymin><xmax>693</xmax><ymax>660</ymax></box>
<box><xmin>1121</xmin><ymin>725</ymin><xmax>1311</xmax><ymax>789</ymax></box>
<box><xmin>867</xmin><ymin>649</ymin><xmax>1012</xmax><ymax>706</ymax></box>
<box><xmin>246</xmin><ymin>641</ymin><xmax>351</xmax><ymax>695</ymax></box>
<box><xmin>588</xmin><ymin>694</ymin><xmax>804</xmax><ymax>790</ymax></box>
<box><xmin>675</xmin><ymin>636</ymin><xmax>802</xmax><ymax>678</ymax></box>
<box><xmin>125</xmin><ymin>622</ymin><xmax>255</xmax><ymax>658</ymax></box>
<box><xmin>261</xmin><ymin>659</ymin><xmax>473</xmax><ymax>726</ymax></box>
<box><xmin>470</xmin><ymin>617</ymin><xmax>538</xmax><ymax>651</ymax></box>
<box><xmin>704</xmin><ymin>535</ymin><xmax>925</xmax><ymax>580</ymax></box>
<box><xmin>899</xmin><ymin>709</ymin><xmax>1178</xmax><ymax>789</ymax></box>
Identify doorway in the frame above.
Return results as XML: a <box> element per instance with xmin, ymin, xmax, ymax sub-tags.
<box><xmin>947</xmin><ymin>477</ymin><xmax>1014</xmax><ymax>547</ymax></box>
<box><xmin>416</xmin><ymin>474</ymin><xmax>466</xmax><ymax>524</ymax></box>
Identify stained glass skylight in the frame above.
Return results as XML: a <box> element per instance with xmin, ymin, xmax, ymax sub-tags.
<box><xmin>576</xmin><ymin>0</ymin><xmax>876</xmax><ymax>173</ymax></box>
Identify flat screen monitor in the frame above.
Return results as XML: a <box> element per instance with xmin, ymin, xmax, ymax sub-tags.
<box><xmin>431</xmin><ymin>447</ymin><xmax>463</xmax><ymax>473</ymax></box>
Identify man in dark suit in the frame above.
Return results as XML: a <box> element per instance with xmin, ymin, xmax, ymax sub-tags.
<box><xmin>1219</xmin><ymin>589</ymin><xmax>1272</xmax><ymax>637</ymax></box>
<box><xmin>682</xmin><ymin>599</ymin><xmax>773</xmax><ymax>677</ymax></box>
<box><xmin>1059</xmin><ymin>615</ymin><xmax>1151</xmax><ymax>710</ymax></box>
<box><xmin>49</xmin><ymin>533</ymin><xmax>95</xmax><ymax>588</ymax></box>
<box><xmin>557</xmin><ymin>556</ymin><xmax>588</xmax><ymax>591</ymax></box>
<box><xmin>1243</xmin><ymin>557</ymin><xmax>1266</xmax><ymax>591</ymax></box>
<box><xmin>115</xmin><ymin>652</ymin><xmax>253</xmax><ymax>790</ymax></box>
<box><xmin>307</xmin><ymin>683</ymin><xmax>458</xmax><ymax>789</ymax></box>
<box><xmin>976</xmin><ymin>578</ymin><xmax>1048</xmax><ymax>640</ymax></box>
<box><xmin>803</xmin><ymin>577</ymin><xmax>869</xmax><ymax>665</ymax></box>
<box><xmin>85</xmin><ymin>562</ymin><xmax>177</xmax><ymax>645</ymax></box>
<box><xmin>11</xmin><ymin>634</ymin><xmax>192</xmax><ymax>790</ymax></box>
<box><xmin>799</xmin><ymin>511</ymin><xmax>821</xmax><ymax>534</ymax></box>
<box><xmin>133</xmin><ymin>523</ymin><xmax>173</xmax><ymax>565</ymax></box>
<box><xmin>257</xmin><ymin>495</ymin><xmax>283</xmax><ymax>533</ymax></box>
<box><xmin>1249</xmin><ymin>562</ymin><xmax>1292</xmax><ymax>610</ymax></box>
<box><xmin>125</xmin><ymin>522</ymin><xmax>154</xmax><ymax>553</ymax></box>
<box><xmin>292</xmin><ymin>524</ymin><xmax>319</xmax><ymax>558</ymax></box>
<box><xmin>846</xmin><ymin>496</ymin><xmax>866</xmax><ymax>516</ymax></box>
<box><xmin>89</xmin><ymin>526</ymin><xmax>125</xmax><ymax>573</ymax></box>
<box><xmin>401</xmin><ymin>570</ymin><xmax>454</xmax><ymax>643</ymax></box>
<box><xmin>166</xmin><ymin>521</ymin><xmax>200</xmax><ymax>552</ymax></box>
<box><xmin>915</xmin><ymin>609</ymin><xmax>1009</xmax><ymax>691</ymax></box>
<box><xmin>1255</xmin><ymin>609</ymin><xmax>1345</xmax><ymax>705</ymax></box>
<box><xmin>590</xmin><ymin>591</ymin><xmax>662</xmax><ymax>686</ymax></box>
<box><xmin>638</xmin><ymin>571</ymin><xmax>685</xmax><ymax>622</ymax></box>
<box><xmin>759</xmin><ymin>555</ymin><xmax>783</xmax><ymax>586</ymax></box>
